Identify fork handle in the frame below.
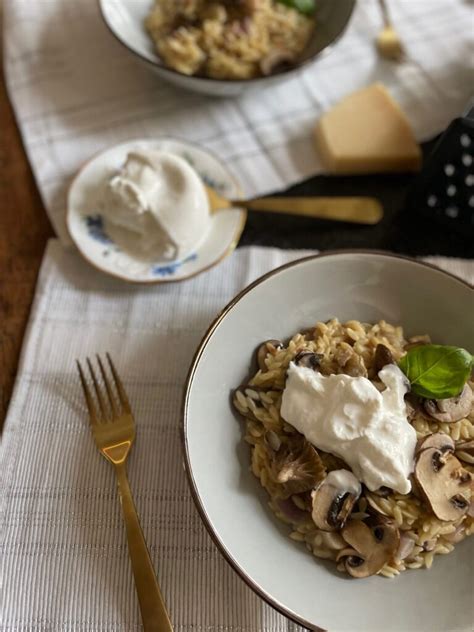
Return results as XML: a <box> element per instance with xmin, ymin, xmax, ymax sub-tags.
<box><xmin>378</xmin><ymin>0</ymin><xmax>391</xmax><ymax>27</ymax></box>
<box><xmin>115</xmin><ymin>464</ymin><xmax>173</xmax><ymax>631</ymax></box>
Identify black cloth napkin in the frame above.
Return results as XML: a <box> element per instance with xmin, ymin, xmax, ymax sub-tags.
<box><xmin>240</xmin><ymin>138</ymin><xmax>474</xmax><ymax>259</ymax></box>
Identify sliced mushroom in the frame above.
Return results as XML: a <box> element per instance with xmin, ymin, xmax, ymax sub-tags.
<box><xmin>414</xmin><ymin>447</ymin><xmax>472</xmax><ymax>521</ymax></box>
<box><xmin>404</xmin><ymin>334</ymin><xmax>431</xmax><ymax>351</ymax></box>
<box><xmin>374</xmin><ymin>343</ymin><xmax>394</xmax><ymax>372</ymax></box>
<box><xmin>404</xmin><ymin>394</ymin><xmax>418</xmax><ymax>422</ymax></box>
<box><xmin>238</xmin><ymin>0</ymin><xmax>261</xmax><ymax>13</ymax></box>
<box><xmin>301</xmin><ymin>327</ymin><xmax>316</xmax><ymax>341</ymax></box>
<box><xmin>423</xmin><ymin>384</ymin><xmax>472</xmax><ymax>423</ymax></box>
<box><xmin>455</xmin><ymin>440</ymin><xmax>474</xmax><ymax>465</ymax></box>
<box><xmin>256</xmin><ymin>340</ymin><xmax>283</xmax><ymax>372</ymax></box>
<box><xmin>319</xmin><ymin>530</ymin><xmax>347</xmax><ymax>551</ymax></box>
<box><xmin>272</xmin><ymin>436</ymin><xmax>326</xmax><ymax>497</ymax></box>
<box><xmin>337</xmin><ymin>519</ymin><xmax>400</xmax><ymax>578</ymax></box>
<box><xmin>293</xmin><ymin>351</ymin><xmax>323</xmax><ymax>370</ymax></box>
<box><xmin>415</xmin><ymin>432</ymin><xmax>455</xmax><ymax>456</ymax></box>
<box><xmin>311</xmin><ymin>469</ymin><xmax>361</xmax><ymax>531</ymax></box>
<box><xmin>260</xmin><ymin>49</ymin><xmax>294</xmax><ymax>76</ymax></box>
<box><xmin>336</xmin><ymin>547</ymin><xmax>365</xmax><ymax>571</ymax></box>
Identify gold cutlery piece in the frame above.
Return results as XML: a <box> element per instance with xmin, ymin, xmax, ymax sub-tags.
<box><xmin>206</xmin><ymin>185</ymin><xmax>383</xmax><ymax>225</ymax></box>
<box><xmin>77</xmin><ymin>354</ymin><xmax>173</xmax><ymax>632</ymax></box>
<box><xmin>374</xmin><ymin>0</ymin><xmax>459</xmax><ymax>102</ymax></box>
<box><xmin>375</xmin><ymin>0</ymin><xmax>405</xmax><ymax>61</ymax></box>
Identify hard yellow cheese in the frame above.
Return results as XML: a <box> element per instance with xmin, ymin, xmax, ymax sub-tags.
<box><xmin>314</xmin><ymin>83</ymin><xmax>422</xmax><ymax>174</ymax></box>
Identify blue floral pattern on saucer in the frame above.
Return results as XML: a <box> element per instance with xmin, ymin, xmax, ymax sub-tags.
<box><xmin>83</xmin><ymin>214</ymin><xmax>198</xmax><ymax>276</ymax></box>
<box><xmin>152</xmin><ymin>253</ymin><xmax>198</xmax><ymax>277</ymax></box>
<box><xmin>84</xmin><ymin>215</ymin><xmax>113</xmax><ymax>245</ymax></box>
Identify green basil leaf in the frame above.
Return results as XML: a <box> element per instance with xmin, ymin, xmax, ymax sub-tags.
<box><xmin>276</xmin><ymin>0</ymin><xmax>316</xmax><ymax>16</ymax></box>
<box><xmin>398</xmin><ymin>344</ymin><xmax>473</xmax><ymax>399</ymax></box>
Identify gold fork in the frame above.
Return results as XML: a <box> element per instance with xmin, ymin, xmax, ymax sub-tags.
<box><xmin>77</xmin><ymin>354</ymin><xmax>173</xmax><ymax>632</ymax></box>
<box><xmin>374</xmin><ymin>0</ymin><xmax>455</xmax><ymax>103</ymax></box>
<box><xmin>375</xmin><ymin>0</ymin><xmax>405</xmax><ymax>61</ymax></box>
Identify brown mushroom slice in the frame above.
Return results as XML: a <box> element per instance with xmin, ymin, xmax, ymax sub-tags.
<box><xmin>414</xmin><ymin>447</ymin><xmax>472</xmax><ymax>521</ymax></box>
<box><xmin>293</xmin><ymin>351</ymin><xmax>323</xmax><ymax>370</ymax></box>
<box><xmin>374</xmin><ymin>343</ymin><xmax>394</xmax><ymax>372</ymax></box>
<box><xmin>404</xmin><ymin>334</ymin><xmax>431</xmax><ymax>350</ymax></box>
<box><xmin>311</xmin><ymin>469</ymin><xmax>361</xmax><ymax>531</ymax></box>
<box><xmin>256</xmin><ymin>340</ymin><xmax>283</xmax><ymax>372</ymax></box>
<box><xmin>468</xmin><ymin>500</ymin><xmax>474</xmax><ymax>518</ymax></box>
<box><xmin>260</xmin><ymin>49</ymin><xmax>295</xmax><ymax>76</ymax></box>
<box><xmin>423</xmin><ymin>384</ymin><xmax>473</xmax><ymax>423</ymax></box>
<box><xmin>336</xmin><ymin>547</ymin><xmax>365</xmax><ymax>571</ymax></box>
<box><xmin>319</xmin><ymin>530</ymin><xmax>347</xmax><ymax>551</ymax></box>
<box><xmin>337</xmin><ymin>519</ymin><xmax>400</xmax><ymax>578</ymax></box>
<box><xmin>301</xmin><ymin>327</ymin><xmax>317</xmax><ymax>341</ymax></box>
<box><xmin>415</xmin><ymin>432</ymin><xmax>455</xmax><ymax>456</ymax></box>
<box><xmin>404</xmin><ymin>393</ymin><xmax>418</xmax><ymax>422</ymax></box>
<box><xmin>272</xmin><ymin>436</ymin><xmax>326</xmax><ymax>497</ymax></box>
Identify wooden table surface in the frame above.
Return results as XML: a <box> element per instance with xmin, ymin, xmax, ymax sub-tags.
<box><xmin>0</xmin><ymin>60</ymin><xmax>54</xmax><ymax>429</ymax></box>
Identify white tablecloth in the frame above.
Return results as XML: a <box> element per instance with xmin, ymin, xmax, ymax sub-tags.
<box><xmin>4</xmin><ymin>0</ymin><xmax>474</xmax><ymax>243</ymax></box>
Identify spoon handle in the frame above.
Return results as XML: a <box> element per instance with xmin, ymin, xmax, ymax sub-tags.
<box><xmin>238</xmin><ymin>196</ymin><xmax>383</xmax><ymax>225</ymax></box>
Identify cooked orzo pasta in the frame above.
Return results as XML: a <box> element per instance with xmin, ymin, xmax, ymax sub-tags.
<box><xmin>145</xmin><ymin>0</ymin><xmax>315</xmax><ymax>79</ymax></box>
<box><xmin>232</xmin><ymin>319</ymin><xmax>474</xmax><ymax>578</ymax></box>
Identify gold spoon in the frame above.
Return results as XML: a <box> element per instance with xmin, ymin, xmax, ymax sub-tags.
<box><xmin>375</xmin><ymin>0</ymin><xmax>405</xmax><ymax>61</ymax></box>
<box><xmin>206</xmin><ymin>185</ymin><xmax>383</xmax><ymax>225</ymax></box>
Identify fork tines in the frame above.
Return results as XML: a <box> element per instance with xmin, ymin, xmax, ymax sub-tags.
<box><xmin>76</xmin><ymin>353</ymin><xmax>130</xmax><ymax>423</ymax></box>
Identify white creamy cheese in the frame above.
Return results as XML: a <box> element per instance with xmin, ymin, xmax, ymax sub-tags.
<box><xmin>102</xmin><ymin>150</ymin><xmax>210</xmax><ymax>260</ymax></box>
<box><xmin>323</xmin><ymin>469</ymin><xmax>362</xmax><ymax>496</ymax></box>
<box><xmin>280</xmin><ymin>363</ymin><xmax>417</xmax><ymax>494</ymax></box>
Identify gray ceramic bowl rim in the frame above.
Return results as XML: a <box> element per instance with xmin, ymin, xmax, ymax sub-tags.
<box><xmin>98</xmin><ymin>0</ymin><xmax>355</xmax><ymax>86</ymax></box>
<box><xmin>181</xmin><ymin>249</ymin><xmax>472</xmax><ymax>630</ymax></box>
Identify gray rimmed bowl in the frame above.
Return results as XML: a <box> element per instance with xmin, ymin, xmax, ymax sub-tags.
<box><xmin>99</xmin><ymin>0</ymin><xmax>356</xmax><ymax>97</ymax></box>
<box><xmin>182</xmin><ymin>251</ymin><xmax>473</xmax><ymax>631</ymax></box>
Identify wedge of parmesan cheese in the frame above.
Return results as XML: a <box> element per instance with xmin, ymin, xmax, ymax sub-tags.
<box><xmin>314</xmin><ymin>83</ymin><xmax>422</xmax><ymax>174</ymax></box>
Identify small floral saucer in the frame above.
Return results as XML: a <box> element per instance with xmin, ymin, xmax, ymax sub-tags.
<box><xmin>67</xmin><ymin>138</ymin><xmax>247</xmax><ymax>283</ymax></box>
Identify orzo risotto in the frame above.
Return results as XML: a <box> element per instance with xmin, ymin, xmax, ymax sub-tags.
<box><xmin>145</xmin><ymin>0</ymin><xmax>316</xmax><ymax>79</ymax></box>
<box><xmin>232</xmin><ymin>319</ymin><xmax>474</xmax><ymax>578</ymax></box>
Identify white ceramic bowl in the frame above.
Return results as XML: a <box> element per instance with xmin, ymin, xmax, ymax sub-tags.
<box><xmin>99</xmin><ymin>0</ymin><xmax>355</xmax><ymax>97</ymax></box>
<box><xmin>183</xmin><ymin>252</ymin><xmax>474</xmax><ymax>631</ymax></box>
